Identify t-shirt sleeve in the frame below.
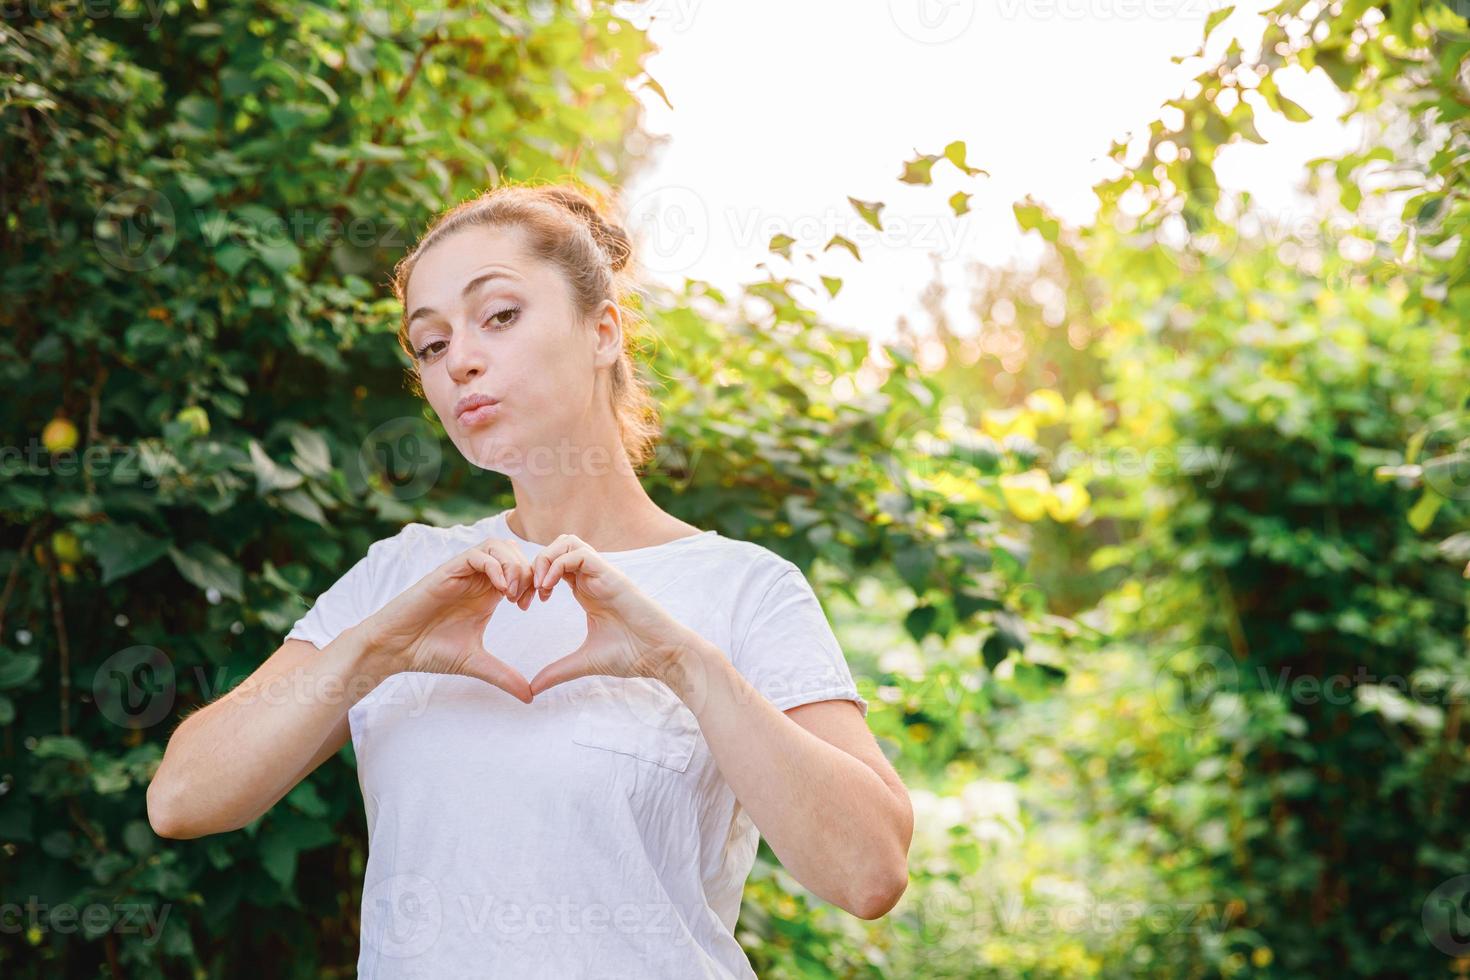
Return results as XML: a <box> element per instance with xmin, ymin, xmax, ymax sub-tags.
<box><xmin>730</xmin><ymin>561</ymin><xmax>869</xmax><ymax>718</ymax></box>
<box><xmin>285</xmin><ymin>533</ymin><xmax>405</xmax><ymax>650</ymax></box>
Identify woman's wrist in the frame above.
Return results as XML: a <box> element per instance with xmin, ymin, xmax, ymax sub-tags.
<box><xmin>331</xmin><ymin>620</ymin><xmax>404</xmax><ymax>693</ymax></box>
<box><xmin>644</xmin><ymin>626</ymin><xmax>723</xmax><ymax>712</ymax></box>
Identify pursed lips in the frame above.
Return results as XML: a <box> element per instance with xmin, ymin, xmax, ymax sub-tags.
<box><xmin>455</xmin><ymin>394</ymin><xmax>502</xmax><ymax>426</ymax></box>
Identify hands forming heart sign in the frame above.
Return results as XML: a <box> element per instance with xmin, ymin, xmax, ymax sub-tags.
<box><xmin>360</xmin><ymin>534</ymin><xmax>699</xmax><ymax>704</ymax></box>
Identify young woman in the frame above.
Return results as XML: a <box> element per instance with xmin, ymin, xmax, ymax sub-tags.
<box><xmin>147</xmin><ymin>182</ymin><xmax>913</xmax><ymax>978</ymax></box>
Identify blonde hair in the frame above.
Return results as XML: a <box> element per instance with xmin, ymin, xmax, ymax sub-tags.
<box><xmin>390</xmin><ymin>180</ymin><xmax>661</xmax><ymax>470</ymax></box>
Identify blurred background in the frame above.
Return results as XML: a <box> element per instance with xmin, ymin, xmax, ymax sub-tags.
<box><xmin>2</xmin><ymin>0</ymin><xmax>1468</xmax><ymax>976</ymax></box>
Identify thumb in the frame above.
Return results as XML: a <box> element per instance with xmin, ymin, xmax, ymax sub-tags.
<box><xmin>457</xmin><ymin>647</ymin><xmax>534</xmax><ymax>704</ymax></box>
<box><xmin>528</xmin><ymin>642</ymin><xmax>594</xmax><ymax>698</ymax></box>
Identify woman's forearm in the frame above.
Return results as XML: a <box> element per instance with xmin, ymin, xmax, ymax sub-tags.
<box><xmin>653</xmin><ymin>632</ymin><xmax>910</xmax><ymax>919</ymax></box>
<box><xmin>146</xmin><ymin>623</ymin><xmax>396</xmax><ymax>839</ymax></box>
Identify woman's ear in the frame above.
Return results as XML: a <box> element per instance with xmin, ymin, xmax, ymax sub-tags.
<box><xmin>591</xmin><ymin>300</ymin><xmax>623</xmax><ymax>369</ymax></box>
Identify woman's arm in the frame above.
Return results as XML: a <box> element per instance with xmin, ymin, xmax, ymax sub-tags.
<box><xmin>654</xmin><ymin>637</ymin><xmax>913</xmax><ymax>920</ymax></box>
<box><xmin>146</xmin><ymin>627</ymin><xmax>396</xmax><ymax>839</ymax></box>
<box><xmin>521</xmin><ymin>533</ymin><xmax>913</xmax><ymax>920</ymax></box>
<box><xmin>147</xmin><ymin>536</ymin><xmax>540</xmax><ymax>840</ymax></box>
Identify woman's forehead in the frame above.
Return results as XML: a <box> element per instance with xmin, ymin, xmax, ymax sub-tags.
<box><xmin>408</xmin><ymin>225</ymin><xmax>537</xmax><ymax>302</ymax></box>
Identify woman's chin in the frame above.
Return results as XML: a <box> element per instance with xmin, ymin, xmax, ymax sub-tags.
<box><xmin>456</xmin><ymin>432</ymin><xmax>518</xmax><ymax>475</ymax></box>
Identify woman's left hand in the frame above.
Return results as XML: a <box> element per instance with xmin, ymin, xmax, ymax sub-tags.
<box><xmin>525</xmin><ymin>534</ymin><xmax>697</xmax><ymax>696</ymax></box>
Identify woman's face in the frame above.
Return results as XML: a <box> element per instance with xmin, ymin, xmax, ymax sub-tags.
<box><xmin>402</xmin><ymin>223</ymin><xmax>618</xmax><ymax>476</ymax></box>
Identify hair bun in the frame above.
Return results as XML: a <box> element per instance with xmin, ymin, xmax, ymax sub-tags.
<box><xmin>587</xmin><ymin>213</ymin><xmax>633</xmax><ymax>273</ymax></box>
<box><xmin>543</xmin><ymin>186</ymin><xmax>632</xmax><ymax>272</ymax></box>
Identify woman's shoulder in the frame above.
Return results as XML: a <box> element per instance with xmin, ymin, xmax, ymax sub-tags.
<box><xmin>655</xmin><ymin>528</ymin><xmax>806</xmax><ymax>597</ymax></box>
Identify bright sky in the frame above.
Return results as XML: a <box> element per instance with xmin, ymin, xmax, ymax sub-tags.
<box><xmin>616</xmin><ymin>0</ymin><xmax>1358</xmax><ymax>343</ymax></box>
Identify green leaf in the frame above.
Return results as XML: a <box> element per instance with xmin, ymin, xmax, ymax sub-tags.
<box><xmin>639</xmin><ymin>73</ymin><xmax>674</xmax><ymax>111</ymax></box>
<box><xmin>823</xmin><ymin>235</ymin><xmax>861</xmax><ymax>261</ymax></box>
<box><xmin>982</xmin><ymin>610</ymin><xmax>1029</xmax><ymax>670</ymax></box>
<box><xmin>904</xmin><ymin>604</ymin><xmax>939</xmax><ymax>642</ymax></box>
<box><xmin>85</xmin><ymin>523</ymin><xmax>171</xmax><ymax>585</ymax></box>
<box><xmin>215</xmin><ymin>243</ymin><xmax>251</xmax><ymax>276</ymax></box>
<box><xmin>899</xmin><ymin>153</ymin><xmax>938</xmax><ymax>185</ymax></box>
<box><xmin>1013</xmin><ymin>199</ymin><xmax>1060</xmax><ymax>242</ymax></box>
<box><xmin>168</xmin><ymin>542</ymin><xmax>244</xmax><ymax>601</ymax></box>
<box><xmin>289</xmin><ymin>428</ymin><xmax>333</xmax><ymax>477</ymax></box>
<box><xmin>847</xmin><ymin>196</ymin><xmax>885</xmax><ymax>232</ymax></box>
<box><xmin>278</xmin><ymin>488</ymin><xmax>328</xmax><ymax>526</ymax></box>
<box><xmin>248</xmin><ymin>439</ymin><xmax>304</xmax><ymax>493</ymax></box>
<box><xmin>1273</xmin><ymin>92</ymin><xmax>1312</xmax><ymax>123</ymax></box>
<box><xmin>259</xmin><ymin>830</ymin><xmax>298</xmax><ymax>890</ymax></box>
<box><xmin>252</xmin><ymin>237</ymin><xmax>302</xmax><ymax>274</ymax></box>
<box><xmin>942</xmin><ymin>140</ymin><xmax>986</xmax><ymax>177</ymax></box>
<box><xmin>1204</xmin><ymin>4</ymin><xmax>1234</xmax><ymax>40</ymax></box>
<box><xmin>34</xmin><ymin>735</ymin><xmax>88</xmax><ymax>761</ymax></box>
<box><xmin>0</xmin><ymin>650</ymin><xmax>41</xmax><ymax>689</ymax></box>
<box><xmin>1407</xmin><ymin>489</ymin><xmax>1442</xmax><ymax>532</ymax></box>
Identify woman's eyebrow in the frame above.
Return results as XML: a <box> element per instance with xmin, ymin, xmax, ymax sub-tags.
<box><xmin>406</xmin><ymin>270</ymin><xmax>521</xmax><ymax>329</ymax></box>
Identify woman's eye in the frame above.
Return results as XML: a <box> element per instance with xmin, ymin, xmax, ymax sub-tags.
<box><xmin>484</xmin><ymin>306</ymin><xmax>521</xmax><ymax>329</ymax></box>
<box><xmin>413</xmin><ymin>307</ymin><xmax>518</xmax><ymax>361</ymax></box>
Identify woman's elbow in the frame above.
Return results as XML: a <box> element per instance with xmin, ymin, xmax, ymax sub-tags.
<box><xmin>146</xmin><ymin>777</ymin><xmax>192</xmax><ymax>840</ymax></box>
<box><xmin>851</xmin><ymin>865</ymin><xmax>910</xmax><ymax>920</ymax></box>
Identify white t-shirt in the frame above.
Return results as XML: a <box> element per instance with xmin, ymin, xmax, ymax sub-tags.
<box><xmin>285</xmin><ymin>508</ymin><xmax>868</xmax><ymax>979</ymax></box>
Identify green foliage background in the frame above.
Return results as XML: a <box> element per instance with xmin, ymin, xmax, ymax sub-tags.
<box><xmin>2</xmin><ymin>0</ymin><xmax>1469</xmax><ymax>977</ymax></box>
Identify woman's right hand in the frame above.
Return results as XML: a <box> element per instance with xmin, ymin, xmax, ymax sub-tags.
<box><xmin>359</xmin><ymin>537</ymin><xmax>539</xmax><ymax>703</ymax></box>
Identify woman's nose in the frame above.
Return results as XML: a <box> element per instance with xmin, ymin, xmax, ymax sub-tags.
<box><xmin>445</xmin><ymin>331</ymin><xmax>486</xmax><ymax>381</ymax></box>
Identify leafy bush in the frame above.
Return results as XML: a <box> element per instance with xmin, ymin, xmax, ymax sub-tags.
<box><xmin>1</xmin><ymin>5</ymin><xmax>1064</xmax><ymax>976</ymax></box>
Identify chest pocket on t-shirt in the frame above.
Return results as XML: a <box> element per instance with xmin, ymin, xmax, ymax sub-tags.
<box><xmin>570</xmin><ymin>676</ymin><xmax>699</xmax><ymax>772</ymax></box>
